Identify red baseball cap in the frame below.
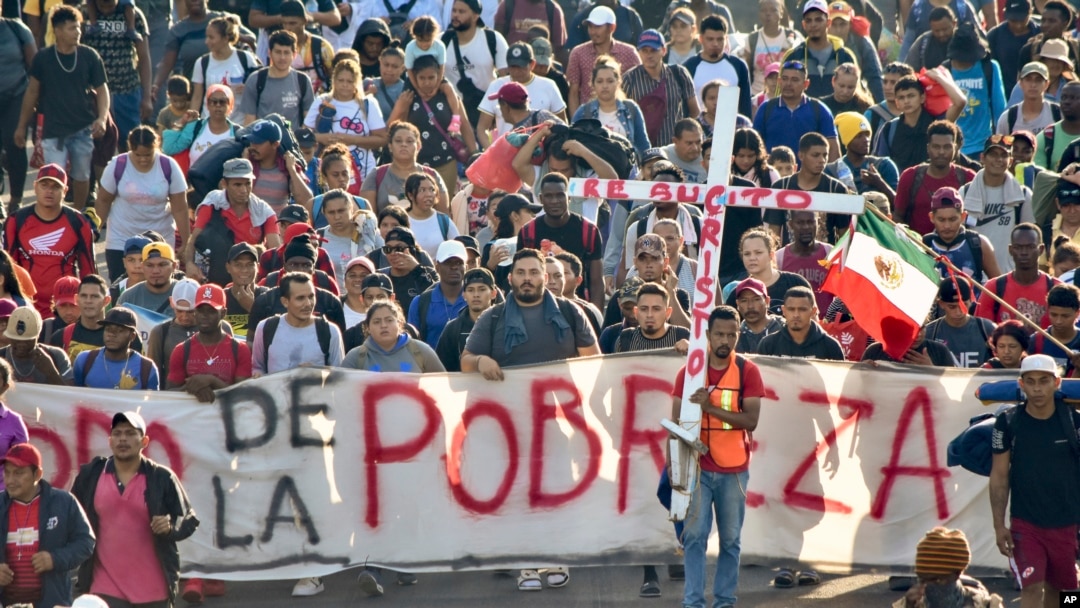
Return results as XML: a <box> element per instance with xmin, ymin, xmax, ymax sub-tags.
<box><xmin>283</xmin><ymin>222</ymin><xmax>327</xmax><ymax>244</ymax></box>
<box><xmin>930</xmin><ymin>187</ymin><xmax>964</xmax><ymax>211</ymax></box>
<box><xmin>35</xmin><ymin>163</ymin><xmax>67</xmax><ymax>187</ymax></box>
<box><xmin>1</xmin><ymin>443</ymin><xmax>42</xmax><ymax>469</ymax></box>
<box><xmin>195</xmin><ymin>283</ymin><xmax>227</xmax><ymax>310</ymax></box>
<box><xmin>488</xmin><ymin>82</ymin><xmax>529</xmax><ymax>105</ymax></box>
<box><xmin>53</xmin><ymin>276</ymin><xmax>81</xmax><ymax>307</ymax></box>
<box><xmin>735</xmin><ymin>277</ymin><xmax>768</xmax><ymax>299</ymax></box>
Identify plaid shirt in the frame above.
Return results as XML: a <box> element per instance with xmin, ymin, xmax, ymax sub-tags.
<box><xmin>566</xmin><ymin>40</ymin><xmax>641</xmax><ymax>107</ymax></box>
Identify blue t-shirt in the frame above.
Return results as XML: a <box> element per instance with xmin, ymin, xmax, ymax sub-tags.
<box><xmin>951</xmin><ymin>60</ymin><xmax>1006</xmax><ymax>156</ymax></box>
<box><xmin>73</xmin><ymin>350</ymin><xmax>160</xmax><ymax>390</ymax></box>
<box><xmin>1029</xmin><ymin>328</ymin><xmax>1080</xmax><ymax>376</ymax></box>
<box><xmin>752</xmin><ymin>96</ymin><xmax>837</xmax><ymax>155</ymax></box>
<box><xmin>407</xmin><ymin>284</ymin><xmax>467</xmax><ymax>348</ymax></box>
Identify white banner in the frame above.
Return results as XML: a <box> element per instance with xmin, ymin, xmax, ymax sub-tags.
<box><xmin>8</xmin><ymin>355</ymin><xmax>1015</xmax><ymax>580</ymax></box>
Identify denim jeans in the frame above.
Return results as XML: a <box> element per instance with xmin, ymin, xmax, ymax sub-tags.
<box><xmin>111</xmin><ymin>88</ymin><xmax>143</xmax><ymax>148</ymax></box>
<box><xmin>681</xmin><ymin>469</ymin><xmax>749</xmax><ymax>608</ymax></box>
<box><xmin>43</xmin><ymin>127</ymin><xmax>94</xmax><ymax>181</ymax></box>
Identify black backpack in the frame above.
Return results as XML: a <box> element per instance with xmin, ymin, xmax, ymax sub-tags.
<box><xmin>1005</xmin><ymin>102</ymin><xmax>1061</xmax><ymax>134</ymax></box>
<box><xmin>193</xmin><ymin>208</ymin><xmax>240</xmax><ymax>287</ymax></box>
<box><xmin>443</xmin><ymin>29</ymin><xmax>498</xmax><ymax>127</ymax></box>
<box><xmin>261</xmin><ymin>315</ymin><xmax>332</xmax><ymax>366</ymax></box>
<box><xmin>921</xmin><ymin>228</ymin><xmax>985</xmax><ymax>282</ymax></box>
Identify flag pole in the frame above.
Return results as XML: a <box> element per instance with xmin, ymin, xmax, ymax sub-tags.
<box><xmin>861</xmin><ymin>203</ymin><xmax>1073</xmax><ymax>354</ymax></box>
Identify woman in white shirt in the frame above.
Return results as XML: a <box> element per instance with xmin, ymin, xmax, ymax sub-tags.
<box><xmin>161</xmin><ymin>84</ymin><xmax>239</xmax><ymax>170</ymax></box>
<box><xmin>304</xmin><ymin>58</ymin><xmax>388</xmax><ymax>186</ymax></box>
<box><xmin>404</xmin><ymin>172</ymin><xmax>458</xmax><ymax>258</ymax></box>
<box><xmin>98</xmin><ymin>126</ymin><xmax>189</xmax><ymax>281</ymax></box>
<box><xmin>190</xmin><ymin>16</ymin><xmax>261</xmax><ymax>122</ymax></box>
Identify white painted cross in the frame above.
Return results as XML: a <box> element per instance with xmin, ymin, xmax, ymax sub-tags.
<box><xmin>569</xmin><ymin>87</ymin><xmax>865</xmax><ymax>521</ymax></box>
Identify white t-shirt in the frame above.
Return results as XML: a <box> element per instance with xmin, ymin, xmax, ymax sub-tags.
<box><xmin>478</xmin><ymin>75</ymin><xmax>566</xmax><ymax>139</ymax></box>
<box><xmin>322</xmin><ymin>4</ymin><xmax>363</xmax><ymax>51</ymax></box>
<box><xmin>691</xmin><ymin>56</ymin><xmax>739</xmax><ymax>104</ymax></box>
<box><xmin>191</xmin><ymin>49</ymin><xmax>259</xmax><ymax>122</ymax></box>
<box><xmin>409</xmin><ymin>212</ymin><xmax>460</xmax><ymax>259</ymax></box>
<box><xmin>747</xmin><ymin>30</ymin><xmax>800</xmax><ymax>95</ymax></box>
<box><xmin>101</xmin><ymin>153</ymin><xmax>188</xmax><ymax>251</ymax></box>
<box><xmin>444</xmin><ymin>29</ymin><xmax>509</xmax><ymax>97</ymax></box>
<box><xmin>995</xmin><ymin>101</ymin><xmax>1057</xmax><ymax>135</ymax></box>
<box><xmin>303</xmin><ymin>94</ymin><xmax>386</xmax><ymax>179</ymax></box>
<box><xmin>343</xmin><ymin>303</ymin><xmax>366</xmax><ymax>329</ymax></box>
<box><xmin>322</xmin><ymin>229</ymin><xmax>360</xmax><ymax>286</ymax></box>
<box><xmin>189</xmin><ymin>124</ymin><xmax>233</xmax><ymax>166</ymax></box>
<box><xmin>597</xmin><ymin>108</ymin><xmax>626</xmax><ymax>138</ymax></box>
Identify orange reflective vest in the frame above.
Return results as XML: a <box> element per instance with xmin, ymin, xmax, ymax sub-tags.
<box><xmin>700</xmin><ymin>355</ymin><xmax>751</xmax><ymax>470</ymax></box>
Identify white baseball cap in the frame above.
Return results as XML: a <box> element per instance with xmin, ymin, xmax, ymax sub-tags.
<box><xmin>72</xmin><ymin>595</ymin><xmax>110</xmax><ymax>608</ymax></box>
<box><xmin>436</xmin><ymin>240</ymin><xmax>468</xmax><ymax>263</ymax></box>
<box><xmin>803</xmin><ymin>0</ymin><xmax>829</xmax><ymax>14</ymax></box>
<box><xmin>1019</xmin><ymin>354</ymin><xmax>1061</xmax><ymax>377</ymax></box>
<box><xmin>586</xmin><ymin>5</ymin><xmax>616</xmax><ymax>25</ymax></box>
<box><xmin>170</xmin><ymin>278</ymin><xmax>200</xmax><ymax>312</ymax></box>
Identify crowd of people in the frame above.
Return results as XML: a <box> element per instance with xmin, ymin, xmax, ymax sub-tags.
<box><xmin>0</xmin><ymin>0</ymin><xmax>1074</xmax><ymax>604</ymax></box>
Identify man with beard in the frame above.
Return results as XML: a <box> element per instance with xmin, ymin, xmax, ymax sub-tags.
<box><xmin>893</xmin><ymin>527</ymin><xmax>1003</xmax><ymax>608</ymax></box>
<box><xmin>780</xmin><ymin>0</ymin><xmax>858</xmax><ymax>99</ymax></box>
<box><xmin>734</xmin><ymin>277</ymin><xmax>784</xmax><ymax>353</ymax></box>
<box><xmin>603</xmin><ymin>234</ymin><xmax>691</xmax><ymax>328</ymax></box>
<box><xmin>435</xmin><ymin>268</ymin><xmax>497</xmax><ymax>371</ymax></box>
<box><xmin>73</xmin><ymin>307</ymin><xmax>159</xmax><ymax>389</ymax></box>
<box><xmin>116</xmin><ymin>243</ymin><xmax>180</xmax><ymax>316</ymax></box>
<box><xmin>460</xmin><ymin>248</ymin><xmax>596</xmax><ymax>592</ymax></box>
<box><xmin>408</xmin><ymin>241</ymin><xmax>468</xmax><ymax>348</ymax></box>
<box><xmin>775</xmin><ymin>212</ymin><xmax>834</xmax><ymax>312</ymax></box>
<box><xmin>753</xmin><ymin>61</ymin><xmax>840</xmax><ymax>161</ymax></box>
<box><xmin>905</xmin><ymin>6</ymin><xmax>957</xmax><ymax>71</ymax></box>
<box><xmin>894</xmin><ymin>121</ymin><xmax>977</xmax><ymax>235</ymax></box>
<box><xmin>670</xmin><ymin>305</ymin><xmax>765</xmax><ymax>608</ymax></box>
<box><xmin>168</xmin><ymin>283</ymin><xmax>252</xmax><ymax>402</ymax></box>
<box><xmin>614</xmin><ymin>283</ymin><xmax>689</xmax><ymax>353</ymax></box>
<box><xmin>444</xmin><ymin>0</ymin><xmax>509</xmax><ymax>128</ymax></box>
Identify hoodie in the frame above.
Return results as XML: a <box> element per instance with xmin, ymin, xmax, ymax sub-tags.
<box><xmin>353</xmin><ymin>19</ymin><xmax>391</xmax><ymax>53</ymax></box>
<box><xmin>756</xmin><ymin>322</ymin><xmax>845</xmax><ymax>360</ymax></box>
<box><xmin>780</xmin><ymin>35</ymin><xmax>859</xmax><ymax>99</ymax></box>
<box><xmin>342</xmin><ymin>334</ymin><xmax>446</xmax><ymax>373</ymax></box>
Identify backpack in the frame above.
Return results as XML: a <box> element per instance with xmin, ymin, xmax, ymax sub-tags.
<box><xmin>501</xmin><ymin>0</ymin><xmax>555</xmax><ymax>37</ymax></box>
<box><xmin>519</xmin><ymin>218</ymin><xmax>599</xmax><ymax>258</ymax></box>
<box><xmin>942</xmin><ymin>58</ymin><xmax>995</xmax><ymax>107</ymax></box>
<box><xmin>902</xmin><ymin>164</ymin><xmax>973</xmax><ymax>225</ymax></box>
<box><xmin>947</xmin><ymin>400</ymin><xmax>1080</xmax><ymax>476</ymax></box>
<box><xmin>349</xmin><ymin>339</ymin><xmax>429</xmax><ymax>371</ymax></box>
<box><xmin>382</xmin><ymin>0</ymin><xmax>421</xmax><ymax>40</ymax></box>
<box><xmin>990</xmin><ymin>272</ymin><xmax>1055</xmax><ymax>321</ymax></box>
<box><xmin>1043</xmin><ymin>123</ymin><xmax>1061</xmax><ymax>170</ymax></box>
<box><xmin>112</xmin><ymin>153</ymin><xmax>173</xmax><ymax>189</ymax></box>
<box><xmin>443</xmin><ymin>29</ymin><xmax>498</xmax><ymax>126</ymax></box>
<box><xmin>5</xmin><ymin>206</ymin><xmax>91</xmax><ymax>274</ymax></box>
<box><xmin>199</xmin><ymin>50</ymin><xmax>259</xmax><ymax>93</ymax></box>
<box><xmin>922</xmin><ymin>229</ymin><xmax>985</xmax><ymax>281</ymax></box>
<box><xmin>81</xmin><ymin>349</ymin><xmax>154</xmax><ymax>389</ymax></box>
<box><xmin>181</xmin><ymin>335</ymin><xmax>240</xmax><ymax>378</ymax></box>
<box><xmin>1005</xmin><ymin>102</ymin><xmax>1061</xmax><ymax>135</ymax></box>
<box><xmin>485</xmin><ymin>297</ymin><xmax>581</xmax><ymax>355</ymax></box>
<box><xmin>192</xmin><ymin>208</ymin><xmax>239</xmax><ymax>287</ymax></box>
<box><xmin>309</xmin><ymin>37</ymin><xmax>330</xmax><ymax>92</ymax></box>
<box><xmin>253</xmin><ymin>68</ymin><xmax>313</xmax><ymax>126</ymax></box>
<box><xmin>762</xmin><ymin>96</ymin><xmax>823</xmax><ymax>128</ymax></box>
<box><xmin>261</xmin><ymin>314</ymin><xmax>332</xmax><ymax>366</ymax></box>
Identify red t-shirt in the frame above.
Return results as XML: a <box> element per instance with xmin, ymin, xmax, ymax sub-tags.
<box><xmin>168</xmin><ymin>335</ymin><xmax>253</xmax><ymax>386</ymax></box>
<box><xmin>194</xmin><ymin>205</ymin><xmax>278</xmax><ymax>245</ymax></box>
<box><xmin>894</xmin><ymin>165</ymin><xmax>976</xmax><ymax>235</ymax></box>
<box><xmin>673</xmin><ymin>359</ymin><xmax>766</xmax><ymax>473</ymax></box>
<box><xmin>974</xmin><ymin>273</ymin><xmax>1060</xmax><ymax>328</ymax></box>
<box><xmin>4</xmin><ymin>210</ymin><xmax>96</xmax><ymax>317</ymax></box>
<box><xmin>5</xmin><ymin>497</ymin><xmax>41</xmax><ymax>603</ymax></box>
<box><xmin>90</xmin><ymin>469</ymin><xmax>168</xmax><ymax>603</ymax></box>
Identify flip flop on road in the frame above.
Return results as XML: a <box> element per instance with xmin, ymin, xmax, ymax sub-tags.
<box><xmin>517</xmin><ymin>570</ymin><xmax>542</xmax><ymax>591</ymax></box>
<box><xmin>545</xmin><ymin>567</ymin><xmax>570</xmax><ymax>588</ymax></box>
<box><xmin>773</xmin><ymin>569</ymin><xmax>797</xmax><ymax>589</ymax></box>
<box><xmin>639</xmin><ymin>580</ymin><xmax>661</xmax><ymax>598</ymax></box>
<box><xmin>798</xmin><ymin>570</ymin><xmax>822</xmax><ymax>586</ymax></box>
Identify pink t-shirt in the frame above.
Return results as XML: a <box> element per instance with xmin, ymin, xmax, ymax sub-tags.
<box><xmin>776</xmin><ymin>242</ymin><xmax>833</xmax><ymax>313</ymax></box>
<box><xmin>90</xmin><ymin>467</ymin><xmax>168</xmax><ymax>603</ymax></box>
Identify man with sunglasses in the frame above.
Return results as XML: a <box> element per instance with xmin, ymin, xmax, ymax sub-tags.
<box><xmin>378</xmin><ymin>227</ymin><xmax>437</xmax><ymax>313</ymax></box>
<box><xmin>752</xmin><ymin>59</ymin><xmax>840</xmax><ymax>161</ymax></box>
<box><xmin>959</xmin><ymin>135</ymin><xmax>1034</xmax><ymax>274</ymax></box>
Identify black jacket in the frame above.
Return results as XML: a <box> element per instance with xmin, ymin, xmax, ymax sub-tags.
<box><xmin>756</xmin><ymin>322</ymin><xmax>845</xmax><ymax>361</ymax></box>
<box><xmin>861</xmin><ymin>339</ymin><xmax>959</xmax><ymax>367</ymax></box>
<box><xmin>435</xmin><ymin>307</ymin><xmax>478</xmax><ymax>372</ymax></box>
<box><xmin>0</xmin><ymin>480</ymin><xmax>95</xmax><ymax>608</ymax></box>
<box><xmin>71</xmin><ymin>456</ymin><xmax>199</xmax><ymax>604</ymax></box>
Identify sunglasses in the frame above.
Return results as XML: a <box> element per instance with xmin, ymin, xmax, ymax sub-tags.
<box><xmin>206</xmin><ymin>97</ymin><xmax>229</xmax><ymax>106</ymax></box>
<box><xmin>782</xmin><ymin>60</ymin><xmax>805</xmax><ymax>71</ymax></box>
<box><xmin>883</xmin><ymin>64</ymin><xmax>910</xmax><ymax>75</ymax></box>
<box><xmin>382</xmin><ymin>245</ymin><xmax>410</xmax><ymax>254</ymax></box>
<box><xmin>986</xmin><ymin>134</ymin><xmax>1014</xmax><ymax>147</ymax></box>
<box><xmin>1060</xmin><ymin>188</ymin><xmax>1080</xmax><ymax>201</ymax></box>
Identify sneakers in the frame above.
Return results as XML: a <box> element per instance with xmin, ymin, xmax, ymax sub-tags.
<box><xmin>291</xmin><ymin>577</ymin><xmax>325</xmax><ymax>597</ymax></box>
<box><xmin>357</xmin><ymin>569</ymin><xmax>384</xmax><ymax>597</ymax></box>
<box><xmin>181</xmin><ymin>578</ymin><xmax>204</xmax><ymax>604</ymax></box>
<box><xmin>123</xmin><ymin>28</ymin><xmax>143</xmax><ymax>41</ymax></box>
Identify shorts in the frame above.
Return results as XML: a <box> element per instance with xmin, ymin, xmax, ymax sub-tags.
<box><xmin>43</xmin><ymin>127</ymin><xmax>94</xmax><ymax>181</ymax></box>
<box><xmin>1010</xmin><ymin>517</ymin><xmax>1080</xmax><ymax>591</ymax></box>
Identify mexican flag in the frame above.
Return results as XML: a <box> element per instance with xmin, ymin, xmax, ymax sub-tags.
<box><xmin>821</xmin><ymin>211</ymin><xmax>940</xmax><ymax>360</ymax></box>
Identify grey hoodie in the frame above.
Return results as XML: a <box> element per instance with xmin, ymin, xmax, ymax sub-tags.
<box><xmin>342</xmin><ymin>335</ymin><xmax>446</xmax><ymax>373</ymax></box>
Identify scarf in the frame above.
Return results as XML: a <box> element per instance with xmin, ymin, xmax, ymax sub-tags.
<box><xmin>502</xmin><ymin>290</ymin><xmax>570</xmax><ymax>355</ymax></box>
<box><xmin>199</xmin><ymin>189</ymin><xmax>277</xmax><ymax>228</ymax></box>
<box><xmin>961</xmin><ymin>171</ymin><xmax>1027</xmax><ymax>220</ymax></box>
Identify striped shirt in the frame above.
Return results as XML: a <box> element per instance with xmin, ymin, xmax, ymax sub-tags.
<box><xmin>566</xmin><ymin>40</ymin><xmax>642</xmax><ymax>107</ymax></box>
<box><xmin>621</xmin><ymin>64</ymin><xmax>696</xmax><ymax>147</ymax></box>
<box><xmin>614</xmin><ymin>325</ymin><xmax>690</xmax><ymax>353</ymax></box>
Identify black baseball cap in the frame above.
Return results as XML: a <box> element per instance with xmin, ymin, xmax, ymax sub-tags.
<box><xmin>1004</xmin><ymin>0</ymin><xmax>1031</xmax><ymax>18</ymax></box>
<box><xmin>99</xmin><ymin>306</ymin><xmax>138</xmax><ymax>330</ymax></box>
<box><xmin>455</xmin><ymin>235</ymin><xmax>480</xmax><ymax>254</ymax></box>
<box><xmin>278</xmin><ymin>204</ymin><xmax>310</xmax><ymax>225</ymax></box>
<box><xmin>1058</xmin><ymin>178</ymin><xmax>1080</xmax><ymax>205</ymax></box>
<box><xmin>384</xmin><ymin>226</ymin><xmax>416</xmax><ymax>248</ymax></box>
<box><xmin>463</xmin><ymin>267</ymin><xmax>495</xmax><ymax>288</ymax></box>
<box><xmin>938</xmin><ymin>279</ymin><xmax>972</xmax><ymax>303</ymax></box>
<box><xmin>494</xmin><ymin>194</ymin><xmax>542</xmax><ymax>220</ymax></box>
<box><xmin>361</xmin><ymin>273</ymin><xmax>393</xmax><ymax>294</ymax></box>
<box><xmin>227</xmin><ymin>242</ymin><xmax>259</xmax><ymax>262</ymax></box>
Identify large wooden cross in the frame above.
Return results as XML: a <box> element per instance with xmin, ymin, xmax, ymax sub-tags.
<box><xmin>569</xmin><ymin>87</ymin><xmax>865</xmax><ymax>520</ymax></box>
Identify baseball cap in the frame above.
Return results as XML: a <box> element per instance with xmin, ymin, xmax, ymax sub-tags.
<box><xmin>1004</xmin><ymin>0</ymin><xmax>1031</xmax><ymax>18</ymax></box>
<box><xmin>634</xmin><ymin>233</ymin><xmax>666</xmax><ymax>258</ymax></box>
<box><xmin>195</xmin><ymin>283</ymin><xmax>227</xmax><ymax>310</ymax></box>
<box><xmin>345</xmin><ymin>256</ymin><xmax>376</xmax><ymax>275</ymax></box>
<box><xmin>227</xmin><ymin>242</ymin><xmax>259</xmax><ymax>262</ymax></box>
<box><xmin>283</xmin><ymin>222</ymin><xmax>323</xmax><ymax>245</ymax></box>
<box><xmin>983</xmin><ymin>134</ymin><xmax>1014</xmax><ymax>154</ymax></box>
<box><xmin>170</xmin><ymin>278</ymin><xmax>200</xmax><ymax>311</ymax></box>
<box><xmin>0</xmin><ymin>299</ymin><xmax>16</xmax><ymax>320</ymax></box>
<box><xmin>637</xmin><ymin>29</ymin><xmax>664</xmax><ymax>50</ymax></box>
<box><xmin>670</xmin><ymin>8</ymin><xmax>694</xmax><ymax>25</ymax></box>
<box><xmin>4</xmin><ymin>307</ymin><xmax>41</xmax><ymax>341</ymax></box>
<box><xmin>764</xmin><ymin>62</ymin><xmax>781</xmax><ymax>78</ymax></box>
<box><xmin>1020</xmin><ymin>353</ymin><xmax>1060</xmax><ymax>377</ymax></box>
<box><xmin>384</xmin><ymin>226</ymin><xmax>416</xmax><ymax>248</ymax></box>
<box><xmin>361</xmin><ymin>272</ymin><xmax>393</xmax><ymax>294</ymax></box>
<box><xmin>494</xmin><ymin>193</ymin><xmax>542</xmax><ymax>220</ymax></box>
<box><xmin>488</xmin><ymin>81</ymin><xmax>529</xmax><ymax>105</ymax></box>
<box><xmin>243</xmin><ymin>119</ymin><xmax>282</xmax><ymax>145</ymax></box>
<box><xmin>506</xmin><ymin>42</ymin><xmax>534</xmax><ymax>67</ymax></box>
<box><xmin>1019</xmin><ymin>61</ymin><xmax>1049</xmax><ymax>80</ymax></box>
<box><xmin>937</xmin><ymin>278</ymin><xmax>972</xmax><ymax>303</ymax></box>
<box><xmin>123</xmin><ymin>235</ymin><xmax>153</xmax><ymax>257</ymax></box>
<box><xmin>463</xmin><ymin>267</ymin><xmax>495</xmax><ymax>288</ymax></box>
<box><xmin>1058</xmin><ymin>178</ymin><xmax>1080</xmax><ymax>205</ymax></box>
<box><xmin>143</xmin><ymin>242</ymin><xmax>175</xmax><ymax>262</ymax></box>
<box><xmin>803</xmin><ymin>0</ymin><xmax>829</xmax><ymax>14</ymax></box>
<box><xmin>35</xmin><ymin>163</ymin><xmax>67</xmax><ymax>187</ymax></box>
<box><xmin>735</xmin><ymin>277</ymin><xmax>767</xmax><ymax>299</ymax></box>
<box><xmin>641</xmin><ymin>147</ymin><xmax>667</xmax><ymax>164</ymax></box>
<box><xmin>1</xmin><ymin>443</ymin><xmax>41</xmax><ymax>470</ymax></box>
<box><xmin>930</xmin><ymin>187</ymin><xmax>963</xmax><ymax>211</ymax></box>
<box><xmin>436</xmin><ymin>240</ymin><xmax>468</xmax><ymax>263</ymax></box>
<box><xmin>223</xmin><ymin>158</ymin><xmax>255</xmax><ymax>180</ymax></box>
<box><xmin>71</xmin><ymin>595</ymin><xmax>110</xmax><ymax>608</ymax></box>
<box><xmin>455</xmin><ymin>235</ymin><xmax>481</xmax><ymax>255</ymax></box>
<box><xmin>295</xmin><ymin>126</ymin><xmax>317</xmax><ymax>148</ymax></box>
<box><xmin>53</xmin><ymin>276</ymin><xmax>81</xmax><ymax>307</ymax></box>
<box><xmin>279</xmin><ymin>204</ymin><xmax>311</xmax><ymax>225</ymax></box>
<box><xmin>529</xmin><ymin>38</ymin><xmax>553</xmax><ymax>66</ymax></box>
<box><xmin>100</xmin><ymin>306</ymin><xmax>138</xmax><ymax>330</ymax></box>
<box><xmin>617</xmin><ymin>276</ymin><xmax>645</xmax><ymax>304</ymax></box>
<box><xmin>829</xmin><ymin>1</ymin><xmax>853</xmax><ymax>20</ymax></box>
<box><xmin>279</xmin><ymin>0</ymin><xmax>305</xmax><ymax>16</ymax></box>
<box><xmin>586</xmin><ymin>5</ymin><xmax>616</xmax><ymax>25</ymax></box>
<box><xmin>112</xmin><ymin>411</ymin><xmax>147</xmax><ymax>433</ymax></box>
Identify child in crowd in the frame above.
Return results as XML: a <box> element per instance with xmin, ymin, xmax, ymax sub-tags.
<box><xmin>86</xmin><ymin>0</ymin><xmax>139</xmax><ymax>40</ymax></box>
<box><xmin>405</xmin><ymin>16</ymin><xmax>446</xmax><ymax>88</ymax></box>
<box><xmin>753</xmin><ymin>63</ymin><xmax>780</xmax><ymax>116</ymax></box>
<box><xmin>768</xmin><ymin>147</ymin><xmax>796</xmax><ymax>177</ymax></box>
<box><xmin>156</xmin><ymin>75</ymin><xmax>192</xmax><ymax>134</ymax></box>
<box><xmin>365</xmin><ymin>46</ymin><xmax>406</xmax><ymax>120</ymax></box>
<box><xmin>333</xmin><ymin>48</ymin><xmax>360</xmax><ymax>68</ymax></box>
<box><xmin>665</xmin><ymin>7</ymin><xmax>699</xmax><ymax>66</ymax></box>
<box><xmin>699</xmin><ymin>79</ymin><xmax>721</xmax><ymax>138</ymax></box>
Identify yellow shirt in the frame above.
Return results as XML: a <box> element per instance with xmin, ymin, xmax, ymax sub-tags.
<box><xmin>290</xmin><ymin>34</ymin><xmax>335</xmax><ymax>94</ymax></box>
<box><xmin>22</xmin><ymin>0</ymin><xmax>63</xmax><ymax>46</ymax></box>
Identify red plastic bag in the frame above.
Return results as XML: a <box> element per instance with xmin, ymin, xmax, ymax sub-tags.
<box><xmin>918</xmin><ymin>68</ymin><xmax>952</xmax><ymax>117</ymax></box>
<box><xmin>465</xmin><ymin>125</ymin><xmax>543</xmax><ymax>193</ymax></box>
<box><xmin>821</xmin><ymin>319</ymin><xmax>870</xmax><ymax>362</ymax></box>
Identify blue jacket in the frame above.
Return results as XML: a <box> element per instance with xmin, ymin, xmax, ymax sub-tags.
<box><xmin>572</xmin><ymin>98</ymin><xmax>651</xmax><ymax>156</ymax></box>
<box><xmin>0</xmin><ymin>480</ymin><xmax>95</xmax><ymax>608</ymax></box>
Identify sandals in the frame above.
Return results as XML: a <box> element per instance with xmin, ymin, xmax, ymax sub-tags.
<box><xmin>517</xmin><ymin>569</ymin><xmax>542</xmax><ymax>591</ymax></box>
<box><xmin>797</xmin><ymin>570</ymin><xmax>822</xmax><ymax>586</ymax></box>
<box><xmin>545</xmin><ymin>567</ymin><xmax>570</xmax><ymax>588</ymax></box>
<box><xmin>639</xmin><ymin>579</ymin><xmax>661</xmax><ymax>598</ymax></box>
<box><xmin>773</xmin><ymin>568</ymin><xmax>796</xmax><ymax>589</ymax></box>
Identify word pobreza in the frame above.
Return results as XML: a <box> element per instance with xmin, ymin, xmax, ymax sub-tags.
<box><xmin>570</xmin><ymin>87</ymin><xmax>865</xmax><ymax>521</ymax></box>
